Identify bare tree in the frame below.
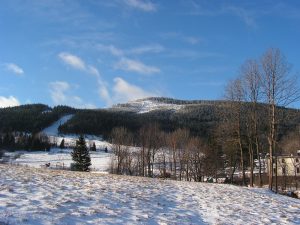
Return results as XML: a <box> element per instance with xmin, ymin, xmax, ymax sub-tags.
<box><xmin>241</xmin><ymin>59</ymin><xmax>263</xmax><ymax>187</ymax></box>
<box><xmin>110</xmin><ymin>127</ymin><xmax>132</xmax><ymax>174</ymax></box>
<box><xmin>225</xmin><ymin>78</ymin><xmax>247</xmax><ymax>185</ymax></box>
<box><xmin>260</xmin><ymin>48</ymin><xmax>300</xmax><ymax>192</ymax></box>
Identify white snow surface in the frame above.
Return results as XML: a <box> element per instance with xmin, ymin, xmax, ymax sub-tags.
<box><xmin>1</xmin><ymin>164</ymin><xmax>299</xmax><ymax>225</ymax></box>
<box><xmin>117</xmin><ymin>100</ymin><xmax>183</xmax><ymax>113</ymax></box>
<box><xmin>9</xmin><ymin>148</ymin><xmax>112</xmax><ymax>172</ymax></box>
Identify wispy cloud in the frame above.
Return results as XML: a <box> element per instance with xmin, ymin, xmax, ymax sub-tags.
<box><xmin>49</xmin><ymin>81</ymin><xmax>95</xmax><ymax>108</ymax></box>
<box><xmin>128</xmin><ymin>44</ymin><xmax>165</xmax><ymax>54</ymax></box>
<box><xmin>58</xmin><ymin>52</ymin><xmax>103</xmax><ymax>76</ymax></box>
<box><xmin>160</xmin><ymin>32</ymin><xmax>202</xmax><ymax>45</ymax></box>
<box><xmin>4</xmin><ymin>63</ymin><xmax>24</xmax><ymax>75</ymax></box>
<box><xmin>185</xmin><ymin>1</ymin><xmax>257</xmax><ymax>28</ymax></box>
<box><xmin>0</xmin><ymin>96</ymin><xmax>20</xmax><ymax>108</ymax></box>
<box><xmin>112</xmin><ymin>77</ymin><xmax>158</xmax><ymax>103</ymax></box>
<box><xmin>58</xmin><ymin>52</ymin><xmax>86</xmax><ymax>70</ymax></box>
<box><xmin>97</xmin><ymin>43</ymin><xmax>164</xmax><ymax>56</ymax></box>
<box><xmin>166</xmin><ymin>50</ymin><xmax>224</xmax><ymax>59</ymax></box>
<box><xmin>57</xmin><ymin>52</ymin><xmax>111</xmax><ymax>107</ymax></box>
<box><xmin>115</xmin><ymin>57</ymin><xmax>160</xmax><ymax>75</ymax></box>
<box><xmin>124</xmin><ymin>0</ymin><xmax>157</xmax><ymax>12</ymax></box>
<box><xmin>224</xmin><ymin>6</ymin><xmax>256</xmax><ymax>28</ymax></box>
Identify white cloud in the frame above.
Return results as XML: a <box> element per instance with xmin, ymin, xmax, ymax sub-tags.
<box><xmin>58</xmin><ymin>52</ymin><xmax>103</xmax><ymax>77</ymax></box>
<box><xmin>58</xmin><ymin>52</ymin><xmax>86</xmax><ymax>70</ymax></box>
<box><xmin>0</xmin><ymin>96</ymin><xmax>20</xmax><ymax>108</ymax></box>
<box><xmin>49</xmin><ymin>81</ymin><xmax>96</xmax><ymax>109</ymax></box>
<box><xmin>128</xmin><ymin>44</ymin><xmax>164</xmax><ymax>55</ymax></box>
<box><xmin>112</xmin><ymin>77</ymin><xmax>157</xmax><ymax>103</ymax></box>
<box><xmin>49</xmin><ymin>81</ymin><xmax>69</xmax><ymax>104</ymax></box>
<box><xmin>57</xmin><ymin>52</ymin><xmax>112</xmax><ymax>107</ymax></box>
<box><xmin>4</xmin><ymin>63</ymin><xmax>24</xmax><ymax>75</ymax></box>
<box><xmin>124</xmin><ymin>0</ymin><xmax>157</xmax><ymax>12</ymax></box>
<box><xmin>115</xmin><ymin>57</ymin><xmax>160</xmax><ymax>75</ymax></box>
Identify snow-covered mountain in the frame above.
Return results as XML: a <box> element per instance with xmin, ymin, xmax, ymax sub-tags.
<box><xmin>112</xmin><ymin>98</ymin><xmax>184</xmax><ymax>113</ymax></box>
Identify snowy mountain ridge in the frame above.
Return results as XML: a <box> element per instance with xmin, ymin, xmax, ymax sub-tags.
<box><xmin>111</xmin><ymin>97</ymin><xmax>229</xmax><ymax>114</ymax></box>
<box><xmin>112</xmin><ymin>98</ymin><xmax>184</xmax><ymax>113</ymax></box>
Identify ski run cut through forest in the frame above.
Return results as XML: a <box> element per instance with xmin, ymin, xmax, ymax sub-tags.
<box><xmin>0</xmin><ymin>164</ymin><xmax>300</xmax><ymax>225</ymax></box>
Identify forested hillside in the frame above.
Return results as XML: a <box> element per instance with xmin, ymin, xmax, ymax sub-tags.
<box><xmin>0</xmin><ymin>104</ymin><xmax>76</xmax><ymax>133</ymax></box>
<box><xmin>58</xmin><ymin>98</ymin><xmax>300</xmax><ymax>142</ymax></box>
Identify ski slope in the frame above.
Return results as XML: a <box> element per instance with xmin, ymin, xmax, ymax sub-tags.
<box><xmin>0</xmin><ymin>164</ymin><xmax>299</xmax><ymax>225</ymax></box>
<box><xmin>42</xmin><ymin>114</ymin><xmax>74</xmax><ymax>136</ymax></box>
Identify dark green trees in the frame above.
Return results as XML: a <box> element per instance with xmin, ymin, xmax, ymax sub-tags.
<box><xmin>71</xmin><ymin>135</ymin><xmax>91</xmax><ymax>171</ymax></box>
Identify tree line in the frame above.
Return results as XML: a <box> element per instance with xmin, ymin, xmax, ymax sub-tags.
<box><xmin>110</xmin><ymin>125</ymin><xmax>222</xmax><ymax>182</ymax></box>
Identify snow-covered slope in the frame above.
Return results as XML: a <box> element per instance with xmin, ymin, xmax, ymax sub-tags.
<box><xmin>0</xmin><ymin>164</ymin><xmax>299</xmax><ymax>225</ymax></box>
<box><xmin>113</xmin><ymin>99</ymin><xmax>183</xmax><ymax>113</ymax></box>
<box><xmin>42</xmin><ymin>114</ymin><xmax>74</xmax><ymax>136</ymax></box>
<box><xmin>41</xmin><ymin>114</ymin><xmax>111</xmax><ymax>150</ymax></box>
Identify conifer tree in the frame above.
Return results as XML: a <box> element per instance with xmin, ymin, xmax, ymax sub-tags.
<box><xmin>90</xmin><ymin>142</ymin><xmax>96</xmax><ymax>151</ymax></box>
<box><xmin>71</xmin><ymin>135</ymin><xmax>91</xmax><ymax>171</ymax></box>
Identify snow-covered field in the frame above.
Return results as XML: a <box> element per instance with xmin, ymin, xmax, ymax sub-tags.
<box><xmin>0</xmin><ymin>164</ymin><xmax>299</xmax><ymax>225</ymax></box>
<box><xmin>6</xmin><ymin>148</ymin><xmax>112</xmax><ymax>172</ymax></box>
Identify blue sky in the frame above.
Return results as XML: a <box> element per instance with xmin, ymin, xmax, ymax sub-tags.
<box><xmin>1</xmin><ymin>0</ymin><xmax>300</xmax><ymax>108</ymax></box>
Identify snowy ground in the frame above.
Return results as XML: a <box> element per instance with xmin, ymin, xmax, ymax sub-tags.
<box><xmin>0</xmin><ymin>164</ymin><xmax>299</xmax><ymax>225</ymax></box>
<box><xmin>4</xmin><ymin>148</ymin><xmax>112</xmax><ymax>172</ymax></box>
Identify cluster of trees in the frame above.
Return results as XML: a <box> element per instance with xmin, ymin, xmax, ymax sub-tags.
<box><xmin>0</xmin><ymin>132</ymin><xmax>51</xmax><ymax>151</ymax></box>
<box><xmin>222</xmin><ymin>48</ymin><xmax>300</xmax><ymax>191</ymax></box>
<box><xmin>110</xmin><ymin>125</ymin><xmax>222</xmax><ymax>181</ymax></box>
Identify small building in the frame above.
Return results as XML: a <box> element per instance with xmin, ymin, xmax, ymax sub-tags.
<box><xmin>266</xmin><ymin>150</ymin><xmax>300</xmax><ymax>177</ymax></box>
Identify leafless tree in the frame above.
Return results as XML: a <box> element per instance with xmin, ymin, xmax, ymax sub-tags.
<box><xmin>241</xmin><ymin>59</ymin><xmax>263</xmax><ymax>187</ymax></box>
<box><xmin>110</xmin><ymin>127</ymin><xmax>133</xmax><ymax>174</ymax></box>
<box><xmin>224</xmin><ymin>78</ymin><xmax>247</xmax><ymax>185</ymax></box>
<box><xmin>260</xmin><ymin>48</ymin><xmax>300</xmax><ymax>192</ymax></box>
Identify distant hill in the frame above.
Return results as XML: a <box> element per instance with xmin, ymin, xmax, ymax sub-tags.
<box><xmin>1</xmin><ymin>97</ymin><xmax>300</xmax><ymax>143</ymax></box>
<box><xmin>58</xmin><ymin>97</ymin><xmax>300</xmax><ymax>141</ymax></box>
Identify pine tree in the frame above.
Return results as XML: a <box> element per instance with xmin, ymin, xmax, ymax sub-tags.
<box><xmin>71</xmin><ymin>135</ymin><xmax>91</xmax><ymax>171</ymax></box>
<box><xmin>90</xmin><ymin>142</ymin><xmax>96</xmax><ymax>151</ymax></box>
